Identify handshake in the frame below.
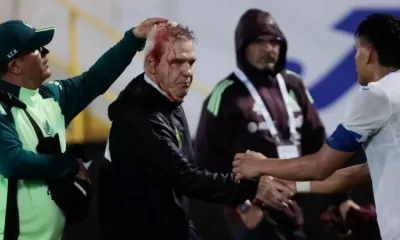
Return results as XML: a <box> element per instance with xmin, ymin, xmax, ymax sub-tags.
<box><xmin>236</xmin><ymin>175</ymin><xmax>303</xmax><ymax>229</ymax></box>
<box><xmin>232</xmin><ymin>150</ymin><xmax>305</xmax><ymax>229</ymax></box>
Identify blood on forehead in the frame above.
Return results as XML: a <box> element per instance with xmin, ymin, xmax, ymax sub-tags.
<box><xmin>148</xmin><ymin>24</ymin><xmax>195</xmax><ymax>65</ymax></box>
<box><xmin>149</xmin><ymin>27</ymin><xmax>170</xmax><ymax>64</ymax></box>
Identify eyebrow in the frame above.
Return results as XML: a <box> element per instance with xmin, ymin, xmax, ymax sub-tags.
<box><xmin>172</xmin><ymin>56</ymin><xmax>196</xmax><ymax>62</ymax></box>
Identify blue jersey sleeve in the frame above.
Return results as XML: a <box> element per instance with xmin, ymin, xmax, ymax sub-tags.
<box><xmin>327</xmin><ymin>84</ymin><xmax>391</xmax><ymax>152</ymax></box>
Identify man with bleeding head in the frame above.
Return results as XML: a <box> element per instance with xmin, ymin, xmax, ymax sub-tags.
<box><xmin>100</xmin><ymin>22</ymin><xmax>277</xmax><ymax>240</ymax></box>
<box><xmin>142</xmin><ymin>21</ymin><xmax>195</xmax><ymax>102</ymax></box>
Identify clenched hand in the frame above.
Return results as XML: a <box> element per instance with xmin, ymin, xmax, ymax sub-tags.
<box><xmin>233</xmin><ymin>151</ymin><xmax>267</xmax><ymax>181</ymax></box>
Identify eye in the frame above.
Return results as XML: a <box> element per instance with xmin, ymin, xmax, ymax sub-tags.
<box><xmin>172</xmin><ymin>59</ymin><xmax>185</xmax><ymax>65</ymax></box>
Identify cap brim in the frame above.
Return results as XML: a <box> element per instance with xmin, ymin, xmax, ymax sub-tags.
<box><xmin>28</xmin><ymin>26</ymin><xmax>55</xmax><ymax>50</ymax></box>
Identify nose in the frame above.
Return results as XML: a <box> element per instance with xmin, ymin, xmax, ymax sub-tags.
<box><xmin>261</xmin><ymin>42</ymin><xmax>276</xmax><ymax>52</ymax></box>
<box><xmin>182</xmin><ymin>63</ymin><xmax>193</xmax><ymax>77</ymax></box>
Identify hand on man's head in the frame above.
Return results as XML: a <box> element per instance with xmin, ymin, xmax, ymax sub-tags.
<box><xmin>133</xmin><ymin>18</ymin><xmax>169</xmax><ymax>39</ymax></box>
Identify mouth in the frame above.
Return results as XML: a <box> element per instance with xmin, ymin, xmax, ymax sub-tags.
<box><xmin>261</xmin><ymin>55</ymin><xmax>276</xmax><ymax>63</ymax></box>
<box><xmin>181</xmin><ymin>83</ymin><xmax>191</xmax><ymax>88</ymax></box>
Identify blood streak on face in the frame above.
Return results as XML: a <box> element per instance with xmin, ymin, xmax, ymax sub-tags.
<box><xmin>147</xmin><ymin>24</ymin><xmax>197</xmax><ymax>102</ymax></box>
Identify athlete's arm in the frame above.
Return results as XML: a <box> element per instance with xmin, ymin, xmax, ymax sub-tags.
<box><xmin>42</xmin><ymin>28</ymin><xmax>145</xmax><ymax>126</ymax></box>
<box><xmin>235</xmin><ymin>144</ymin><xmax>355</xmax><ymax>181</ymax></box>
<box><xmin>233</xmin><ymin>85</ymin><xmax>391</xmax><ymax>181</ymax></box>
<box><xmin>292</xmin><ymin>163</ymin><xmax>371</xmax><ymax>194</ymax></box>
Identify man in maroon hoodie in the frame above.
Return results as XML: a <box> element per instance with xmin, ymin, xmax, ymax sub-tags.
<box><xmin>192</xmin><ymin>9</ymin><xmax>334</xmax><ymax>240</ymax></box>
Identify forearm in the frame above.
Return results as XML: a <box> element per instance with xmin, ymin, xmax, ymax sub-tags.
<box><xmin>308</xmin><ymin>163</ymin><xmax>370</xmax><ymax>194</ymax></box>
<box><xmin>0</xmin><ymin>149</ymin><xmax>79</xmax><ymax>180</ymax></box>
<box><xmin>259</xmin><ymin>144</ymin><xmax>353</xmax><ymax>181</ymax></box>
<box><xmin>175</xmin><ymin>168</ymin><xmax>258</xmax><ymax>206</ymax></box>
<box><xmin>259</xmin><ymin>154</ymin><xmax>321</xmax><ymax>181</ymax></box>
<box><xmin>0</xmin><ymin>118</ymin><xmax>79</xmax><ymax>180</ymax></box>
<box><xmin>82</xmin><ymin>29</ymin><xmax>143</xmax><ymax>93</ymax></box>
<box><xmin>54</xmin><ymin>29</ymin><xmax>145</xmax><ymax>124</ymax></box>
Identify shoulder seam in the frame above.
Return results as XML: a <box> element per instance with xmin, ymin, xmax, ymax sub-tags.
<box><xmin>207</xmin><ymin>79</ymin><xmax>234</xmax><ymax>116</ymax></box>
<box><xmin>285</xmin><ymin>69</ymin><xmax>301</xmax><ymax>79</ymax></box>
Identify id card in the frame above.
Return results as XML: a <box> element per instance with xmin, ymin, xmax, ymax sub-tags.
<box><xmin>277</xmin><ymin>145</ymin><xmax>299</xmax><ymax>159</ymax></box>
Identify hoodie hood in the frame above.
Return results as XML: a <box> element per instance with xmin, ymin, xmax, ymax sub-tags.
<box><xmin>235</xmin><ymin>9</ymin><xmax>287</xmax><ymax>76</ymax></box>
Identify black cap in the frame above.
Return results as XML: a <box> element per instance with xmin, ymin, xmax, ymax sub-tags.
<box><xmin>0</xmin><ymin>20</ymin><xmax>55</xmax><ymax>65</ymax></box>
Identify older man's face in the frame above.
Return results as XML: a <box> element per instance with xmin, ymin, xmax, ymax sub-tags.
<box><xmin>156</xmin><ymin>38</ymin><xmax>196</xmax><ymax>102</ymax></box>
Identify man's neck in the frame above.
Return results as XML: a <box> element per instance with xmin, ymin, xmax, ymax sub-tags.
<box><xmin>370</xmin><ymin>66</ymin><xmax>400</xmax><ymax>83</ymax></box>
<box><xmin>1</xmin><ymin>75</ymin><xmax>38</xmax><ymax>90</ymax></box>
<box><xmin>143</xmin><ymin>73</ymin><xmax>168</xmax><ymax>98</ymax></box>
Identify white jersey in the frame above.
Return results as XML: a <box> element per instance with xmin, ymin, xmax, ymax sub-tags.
<box><xmin>329</xmin><ymin>70</ymin><xmax>400</xmax><ymax>240</ymax></box>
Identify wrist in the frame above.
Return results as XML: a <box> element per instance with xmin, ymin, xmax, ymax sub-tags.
<box><xmin>259</xmin><ymin>161</ymin><xmax>269</xmax><ymax>176</ymax></box>
<box><xmin>129</xmin><ymin>27</ymin><xmax>146</xmax><ymax>51</ymax></box>
<box><xmin>252</xmin><ymin>198</ymin><xmax>264</xmax><ymax>208</ymax></box>
<box><xmin>132</xmin><ymin>27</ymin><xmax>139</xmax><ymax>38</ymax></box>
<box><xmin>295</xmin><ymin>181</ymin><xmax>311</xmax><ymax>193</ymax></box>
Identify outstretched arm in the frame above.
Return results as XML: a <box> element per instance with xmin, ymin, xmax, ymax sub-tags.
<box><xmin>110</xmin><ymin>111</ymin><xmax>258</xmax><ymax>207</ymax></box>
<box><xmin>233</xmin><ymin>143</ymin><xmax>355</xmax><ymax>181</ymax></box>
<box><xmin>43</xmin><ymin>18</ymin><xmax>168</xmax><ymax>126</ymax></box>
<box><xmin>305</xmin><ymin>163</ymin><xmax>370</xmax><ymax>194</ymax></box>
<box><xmin>233</xmin><ymin>85</ymin><xmax>390</xmax><ymax>181</ymax></box>
<box><xmin>276</xmin><ymin>163</ymin><xmax>371</xmax><ymax>194</ymax></box>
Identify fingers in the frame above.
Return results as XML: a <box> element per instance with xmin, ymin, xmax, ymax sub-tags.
<box><xmin>146</xmin><ymin>17</ymin><xmax>169</xmax><ymax>25</ymax></box>
<box><xmin>232</xmin><ymin>159</ymin><xmax>240</xmax><ymax>167</ymax></box>
<box><xmin>263</xmin><ymin>197</ymin><xmax>287</xmax><ymax>210</ymax></box>
<box><xmin>275</xmin><ymin>181</ymin><xmax>295</xmax><ymax>198</ymax></box>
<box><xmin>271</xmin><ymin>189</ymin><xmax>291</xmax><ymax>208</ymax></box>
<box><xmin>234</xmin><ymin>172</ymin><xmax>242</xmax><ymax>182</ymax></box>
<box><xmin>234</xmin><ymin>153</ymin><xmax>244</xmax><ymax>160</ymax></box>
<box><xmin>257</xmin><ymin>188</ymin><xmax>290</xmax><ymax>210</ymax></box>
<box><xmin>256</xmin><ymin>186</ymin><xmax>292</xmax><ymax>210</ymax></box>
<box><xmin>275</xmin><ymin>178</ymin><xmax>296</xmax><ymax>192</ymax></box>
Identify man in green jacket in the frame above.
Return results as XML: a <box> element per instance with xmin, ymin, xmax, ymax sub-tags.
<box><xmin>0</xmin><ymin>17</ymin><xmax>167</xmax><ymax>240</ymax></box>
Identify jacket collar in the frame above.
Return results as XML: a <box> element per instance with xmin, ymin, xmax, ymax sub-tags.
<box><xmin>0</xmin><ymin>79</ymin><xmax>39</xmax><ymax>106</ymax></box>
<box><xmin>113</xmin><ymin>73</ymin><xmax>182</xmax><ymax>114</ymax></box>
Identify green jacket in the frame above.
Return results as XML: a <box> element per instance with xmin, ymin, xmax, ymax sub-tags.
<box><xmin>0</xmin><ymin>29</ymin><xmax>144</xmax><ymax>240</ymax></box>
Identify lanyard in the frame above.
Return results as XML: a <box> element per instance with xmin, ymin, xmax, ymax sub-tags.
<box><xmin>105</xmin><ymin>136</ymin><xmax>111</xmax><ymax>162</ymax></box>
<box><xmin>234</xmin><ymin>68</ymin><xmax>300</xmax><ymax>143</ymax></box>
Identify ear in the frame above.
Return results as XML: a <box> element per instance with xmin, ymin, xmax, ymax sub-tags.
<box><xmin>145</xmin><ymin>56</ymin><xmax>157</xmax><ymax>75</ymax></box>
<box><xmin>8</xmin><ymin>59</ymin><xmax>21</xmax><ymax>75</ymax></box>
<box><xmin>367</xmin><ymin>47</ymin><xmax>380</xmax><ymax>65</ymax></box>
<box><xmin>364</xmin><ymin>46</ymin><xmax>374</xmax><ymax>64</ymax></box>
